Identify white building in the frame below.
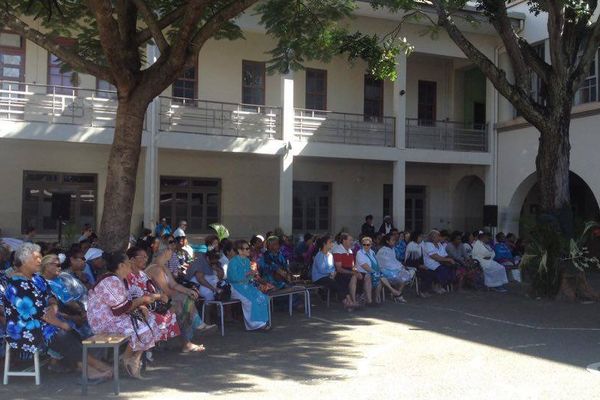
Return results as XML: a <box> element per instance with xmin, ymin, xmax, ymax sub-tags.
<box><xmin>0</xmin><ymin>5</ymin><xmax>597</xmax><ymax>241</ymax></box>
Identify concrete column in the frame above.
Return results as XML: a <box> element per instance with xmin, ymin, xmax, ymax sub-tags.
<box><xmin>143</xmin><ymin>44</ymin><xmax>160</xmax><ymax>229</ymax></box>
<box><xmin>392</xmin><ymin>160</ymin><xmax>406</xmax><ymax>229</ymax></box>
<box><xmin>484</xmin><ymin>78</ymin><xmax>497</xmax><ymax>206</ymax></box>
<box><xmin>279</xmin><ymin>72</ymin><xmax>294</xmax><ymax>232</ymax></box>
<box><xmin>393</xmin><ymin>53</ymin><xmax>407</xmax><ymax>149</ymax></box>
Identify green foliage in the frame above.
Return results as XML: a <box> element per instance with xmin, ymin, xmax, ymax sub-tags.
<box><xmin>5</xmin><ymin>0</ymin><xmax>413</xmax><ymax>82</ymax></box>
<box><xmin>209</xmin><ymin>223</ymin><xmax>230</xmax><ymax>242</ymax></box>
<box><xmin>60</xmin><ymin>222</ymin><xmax>79</xmax><ymax>248</ymax></box>
<box><xmin>521</xmin><ymin>220</ymin><xmax>600</xmax><ymax>298</ymax></box>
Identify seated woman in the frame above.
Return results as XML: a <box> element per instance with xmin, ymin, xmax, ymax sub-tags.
<box><xmin>472</xmin><ymin>231</ymin><xmax>509</xmax><ymax>292</ymax></box>
<box><xmin>311</xmin><ymin>235</ymin><xmax>357</xmax><ymax>310</ymax></box>
<box><xmin>40</xmin><ymin>254</ymin><xmax>93</xmax><ymax>339</ymax></box>
<box><xmin>145</xmin><ymin>249</ymin><xmax>215</xmax><ymax>352</ymax></box>
<box><xmin>356</xmin><ymin>236</ymin><xmax>403</xmax><ymax>304</ymax></box>
<box><xmin>87</xmin><ymin>251</ymin><xmax>162</xmax><ymax>379</ymax></box>
<box><xmin>376</xmin><ymin>233</ymin><xmax>415</xmax><ymax>302</ymax></box>
<box><xmin>186</xmin><ymin>249</ymin><xmax>224</xmax><ymax>301</ymax></box>
<box><xmin>258</xmin><ymin>236</ymin><xmax>291</xmax><ymax>290</ymax></box>
<box><xmin>421</xmin><ymin>231</ymin><xmax>456</xmax><ymax>295</ymax></box>
<box><xmin>64</xmin><ymin>248</ymin><xmax>93</xmax><ymax>290</ymax></box>
<box><xmin>494</xmin><ymin>232</ymin><xmax>518</xmax><ymax>269</ymax></box>
<box><xmin>445</xmin><ymin>232</ymin><xmax>483</xmax><ymax>290</ymax></box>
<box><xmin>125</xmin><ymin>247</ymin><xmax>183</xmax><ymax>347</ymax></box>
<box><xmin>5</xmin><ymin>243</ymin><xmax>112</xmax><ymax>380</ymax></box>
<box><xmin>227</xmin><ymin>240</ymin><xmax>270</xmax><ymax>331</ymax></box>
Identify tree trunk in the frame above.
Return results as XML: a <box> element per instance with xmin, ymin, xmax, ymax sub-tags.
<box><xmin>535</xmin><ymin>108</ymin><xmax>573</xmax><ymax>237</ymax></box>
<box><xmin>98</xmin><ymin>98</ymin><xmax>149</xmax><ymax>252</ymax></box>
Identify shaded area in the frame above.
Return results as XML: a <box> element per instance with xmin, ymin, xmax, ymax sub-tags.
<box><xmin>3</xmin><ymin>280</ymin><xmax>600</xmax><ymax>398</ymax></box>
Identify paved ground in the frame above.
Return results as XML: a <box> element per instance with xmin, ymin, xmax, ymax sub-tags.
<box><xmin>4</xmin><ymin>283</ymin><xmax>600</xmax><ymax>400</ymax></box>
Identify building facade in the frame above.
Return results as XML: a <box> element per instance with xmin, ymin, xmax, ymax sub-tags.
<box><xmin>0</xmin><ymin>5</ymin><xmax>597</xmax><ymax>241</ymax></box>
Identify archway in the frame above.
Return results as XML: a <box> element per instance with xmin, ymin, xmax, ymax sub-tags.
<box><xmin>452</xmin><ymin>175</ymin><xmax>485</xmax><ymax>232</ymax></box>
<box><xmin>517</xmin><ymin>172</ymin><xmax>600</xmax><ymax>235</ymax></box>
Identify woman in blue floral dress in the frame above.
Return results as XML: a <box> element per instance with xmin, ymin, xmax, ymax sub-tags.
<box><xmin>3</xmin><ymin>243</ymin><xmax>112</xmax><ymax>380</ymax></box>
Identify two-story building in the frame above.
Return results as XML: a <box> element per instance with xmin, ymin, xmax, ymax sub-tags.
<box><xmin>2</xmin><ymin>4</ymin><xmax>595</xmax><ymax>241</ymax></box>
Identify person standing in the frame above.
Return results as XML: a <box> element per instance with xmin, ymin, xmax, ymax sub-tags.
<box><xmin>361</xmin><ymin>215</ymin><xmax>376</xmax><ymax>238</ymax></box>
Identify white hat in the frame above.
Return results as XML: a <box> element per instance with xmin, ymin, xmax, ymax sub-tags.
<box><xmin>85</xmin><ymin>248</ymin><xmax>103</xmax><ymax>261</ymax></box>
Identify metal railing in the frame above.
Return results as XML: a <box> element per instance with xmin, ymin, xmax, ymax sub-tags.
<box><xmin>0</xmin><ymin>80</ymin><xmax>118</xmax><ymax>127</ymax></box>
<box><xmin>159</xmin><ymin>97</ymin><xmax>282</xmax><ymax>139</ymax></box>
<box><xmin>405</xmin><ymin>118</ymin><xmax>488</xmax><ymax>152</ymax></box>
<box><xmin>294</xmin><ymin>108</ymin><xmax>395</xmax><ymax>147</ymax></box>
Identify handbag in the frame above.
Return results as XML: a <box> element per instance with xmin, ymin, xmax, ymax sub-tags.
<box><xmin>148</xmin><ymin>299</ymin><xmax>172</xmax><ymax>315</ymax></box>
<box><xmin>214</xmin><ymin>280</ymin><xmax>231</xmax><ymax>301</ymax></box>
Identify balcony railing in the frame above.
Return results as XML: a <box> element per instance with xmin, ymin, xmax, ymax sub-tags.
<box><xmin>405</xmin><ymin>118</ymin><xmax>488</xmax><ymax>152</ymax></box>
<box><xmin>294</xmin><ymin>108</ymin><xmax>395</xmax><ymax>147</ymax></box>
<box><xmin>159</xmin><ymin>97</ymin><xmax>282</xmax><ymax>139</ymax></box>
<box><xmin>0</xmin><ymin>81</ymin><xmax>118</xmax><ymax>127</ymax></box>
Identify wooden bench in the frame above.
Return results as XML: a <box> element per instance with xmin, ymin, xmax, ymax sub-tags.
<box><xmin>81</xmin><ymin>334</ymin><xmax>128</xmax><ymax>396</ymax></box>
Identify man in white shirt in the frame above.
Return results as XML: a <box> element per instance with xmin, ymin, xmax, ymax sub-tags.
<box><xmin>173</xmin><ymin>220</ymin><xmax>188</xmax><ymax>238</ymax></box>
<box><xmin>422</xmin><ymin>230</ymin><xmax>456</xmax><ymax>294</ymax></box>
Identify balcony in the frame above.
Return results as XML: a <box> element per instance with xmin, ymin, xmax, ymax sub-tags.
<box><xmin>0</xmin><ymin>81</ymin><xmax>117</xmax><ymax>127</ymax></box>
<box><xmin>294</xmin><ymin>108</ymin><xmax>395</xmax><ymax>147</ymax></box>
<box><xmin>405</xmin><ymin>118</ymin><xmax>488</xmax><ymax>152</ymax></box>
<box><xmin>159</xmin><ymin>97</ymin><xmax>282</xmax><ymax>139</ymax></box>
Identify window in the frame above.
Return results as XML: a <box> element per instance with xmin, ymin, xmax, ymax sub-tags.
<box><xmin>172</xmin><ymin>66</ymin><xmax>197</xmax><ymax>103</ymax></box>
<box><xmin>47</xmin><ymin>38</ymin><xmax>77</xmax><ymax>95</ymax></box>
<box><xmin>242</xmin><ymin>60</ymin><xmax>266</xmax><ymax>105</ymax></box>
<box><xmin>293</xmin><ymin>181</ymin><xmax>331</xmax><ymax>232</ymax></box>
<box><xmin>575</xmin><ymin>48</ymin><xmax>599</xmax><ymax>105</ymax></box>
<box><xmin>0</xmin><ymin>32</ymin><xmax>25</xmax><ymax>83</ymax></box>
<box><xmin>364</xmin><ymin>75</ymin><xmax>383</xmax><ymax>122</ymax></box>
<box><xmin>305</xmin><ymin>68</ymin><xmax>327</xmax><ymax>110</ymax></box>
<box><xmin>405</xmin><ymin>186</ymin><xmax>425</xmax><ymax>233</ymax></box>
<box><xmin>530</xmin><ymin>43</ymin><xmax>546</xmax><ymax>105</ymax></box>
<box><xmin>383</xmin><ymin>184</ymin><xmax>393</xmax><ymax>218</ymax></box>
<box><xmin>418</xmin><ymin>81</ymin><xmax>437</xmax><ymax>125</ymax></box>
<box><xmin>96</xmin><ymin>79</ymin><xmax>117</xmax><ymax>99</ymax></box>
<box><xmin>159</xmin><ymin>177</ymin><xmax>220</xmax><ymax>233</ymax></box>
<box><xmin>22</xmin><ymin>171</ymin><xmax>97</xmax><ymax>233</ymax></box>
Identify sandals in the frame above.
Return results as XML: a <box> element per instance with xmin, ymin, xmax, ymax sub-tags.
<box><xmin>393</xmin><ymin>295</ymin><xmax>407</xmax><ymax>304</ymax></box>
<box><xmin>181</xmin><ymin>343</ymin><xmax>206</xmax><ymax>353</ymax></box>
<box><xmin>123</xmin><ymin>357</ymin><xmax>144</xmax><ymax>380</ymax></box>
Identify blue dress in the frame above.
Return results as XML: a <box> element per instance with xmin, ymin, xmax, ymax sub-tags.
<box><xmin>3</xmin><ymin>274</ymin><xmax>58</xmax><ymax>354</ymax></box>
<box><xmin>258</xmin><ymin>251</ymin><xmax>289</xmax><ymax>289</ymax></box>
<box><xmin>228</xmin><ymin>256</ymin><xmax>269</xmax><ymax>327</ymax></box>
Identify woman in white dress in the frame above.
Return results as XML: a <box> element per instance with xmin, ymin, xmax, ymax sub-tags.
<box><xmin>376</xmin><ymin>233</ymin><xmax>415</xmax><ymax>302</ymax></box>
<box><xmin>471</xmin><ymin>231</ymin><xmax>509</xmax><ymax>292</ymax></box>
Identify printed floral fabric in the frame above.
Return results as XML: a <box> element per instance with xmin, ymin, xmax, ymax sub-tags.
<box><xmin>2</xmin><ymin>274</ymin><xmax>58</xmax><ymax>354</ymax></box>
<box><xmin>127</xmin><ymin>271</ymin><xmax>180</xmax><ymax>341</ymax></box>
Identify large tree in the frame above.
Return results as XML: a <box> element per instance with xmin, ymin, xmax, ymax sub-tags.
<box><xmin>376</xmin><ymin>0</ymin><xmax>600</xmax><ymax>235</ymax></box>
<box><xmin>2</xmin><ymin>0</ymin><xmax>405</xmax><ymax>251</ymax></box>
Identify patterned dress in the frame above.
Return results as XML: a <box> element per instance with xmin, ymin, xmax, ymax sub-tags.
<box><xmin>127</xmin><ymin>271</ymin><xmax>180</xmax><ymax>341</ymax></box>
<box><xmin>3</xmin><ymin>274</ymin><xmax>58</xmax><ymax>354</ymax></box>
<box><xmin>87</xmin><ymin>274</ymin><xmax>159</xmax><ymax>352</ymax></box>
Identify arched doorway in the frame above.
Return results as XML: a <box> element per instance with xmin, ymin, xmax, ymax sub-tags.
<box><xmin>519</xmin><ymin>172</ymin><xmax>600</xmax><ymax>234</ymax></box>
<box><xmin>452</xmin><ymin>175</ymin><xmax>485</xmax><ymax>232</ymax></box>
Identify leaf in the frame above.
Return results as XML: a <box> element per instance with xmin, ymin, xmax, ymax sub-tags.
<box><xmin>209</xmin><ymin>224</ymin><xmax>230</xmax><ymax>241</ymax></box>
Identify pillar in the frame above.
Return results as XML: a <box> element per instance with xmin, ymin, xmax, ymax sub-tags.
<box><xmin>393</xmin><ymin>53</ymin><xmax>407</xmax><ymax>149</ymax></box>
<box><xmin>278</xmin><ymin>71</ymin><xmax>294</xmax><ymax>233</ymax></box>
<box><xmin>392</xmin><ymin>160</ymin><xmax>406</xmax><ymax>229</ymax></box>
<box><xmin>143</xmin><ymin>44</ymin><xmax>159</xmax><ymax>229</ymax></box>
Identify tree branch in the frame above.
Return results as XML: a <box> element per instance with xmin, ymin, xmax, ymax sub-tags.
<box><xmin>571</xmin><ymin>19</ymin><xmax>600</xmax><ymax>90</ymax></box>
<box><xmin>0</xmin><ymin>10</ymin><xmax>112</xmax><ymax>82</ymax></box>
<box><xmin>135</xmin><ymin>7</ymin><xmax>187</xmax><ymax>45</ymax></box>
<box><xmin>189</xmin><ymin>0</ymin><xmax>260</xmax><ymax>55</ymax></box>
<box><xmin>132</xmin><ymin>0</ymin><xmax>170</xmax><ymax>54</ymax></box>
<box><xmin>430</xmin><ymin>0</ymin><xmax>547</xmax><ymax>129</ymax></box>
<box><xmin>85</xmin><ymin>0</ymin><xmax>137</xmax><ymax>88</ymax></box>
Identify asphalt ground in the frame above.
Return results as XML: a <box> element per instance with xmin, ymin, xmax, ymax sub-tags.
<box><xmin>3</xmin><ymin>283</ymin><xmax>600</xmax><ymax>400</ymax></box>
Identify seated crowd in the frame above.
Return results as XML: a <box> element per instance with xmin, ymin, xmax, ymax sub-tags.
<box><xmin>0</xmin><ymin>216</ymin><xmax>524</xmax><ymax>381</ymax></box>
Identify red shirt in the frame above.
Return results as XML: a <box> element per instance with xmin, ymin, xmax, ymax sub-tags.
<box><xmin>332</xmin><ymin>244</ymin><xmax>354</xmax><ymax>270</ymax></box>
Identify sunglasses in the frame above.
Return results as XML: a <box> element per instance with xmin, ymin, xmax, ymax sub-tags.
<box><xmin>241</xmin><ymin>247</ymin><xmax>250</xmax><ymax>251</ymax></box>
<box><xmin>168</xmin><ymin>240</ymin><xmax>176</xmax><ymax>244</ymax></box>
<box><xmin>362</xmin><ymin>243</ymin><xmax>371</xmax><ymax>247</ymax></box>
